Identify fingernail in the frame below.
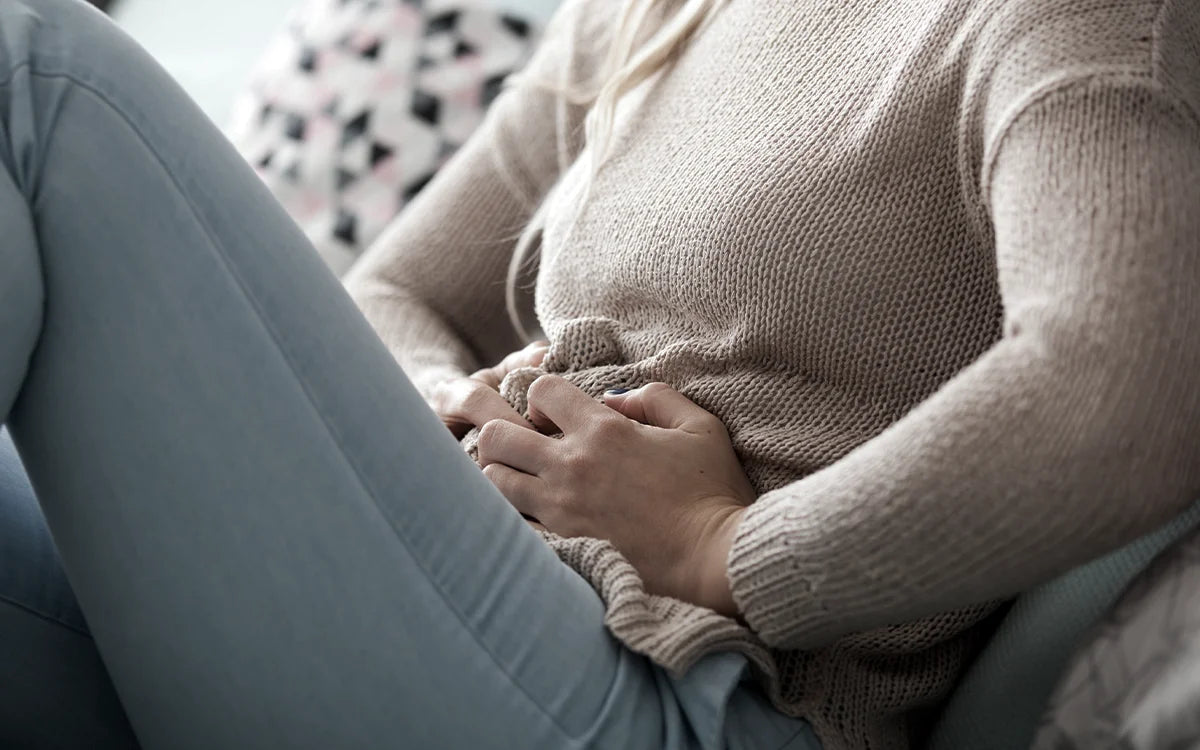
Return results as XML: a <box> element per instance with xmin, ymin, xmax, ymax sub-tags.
<box><xmin>604</xmin><ymin>388</ymin><xmax>630</xmax><ymax>395</ymax></box>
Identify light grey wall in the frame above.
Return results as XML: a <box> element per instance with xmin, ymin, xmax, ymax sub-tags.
<box><xmin>495</xmin><ymin>0</ymin><xmax>562</xmax><ymax>22</ymax></box>
<box><xmin>112</xmin><ymin>0</ymin><xmax>299</xmax><ymax>126</ymax></box>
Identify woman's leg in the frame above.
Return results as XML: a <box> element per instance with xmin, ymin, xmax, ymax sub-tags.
<box><xmin>0</xmin><ymin>427</ymin><xmax>138</xmax><ymax>748</ymax></box>
<box><xmin>0</xmin><ymin>2</ymin><xmax>815</xmax><ymax>749</ymax></box>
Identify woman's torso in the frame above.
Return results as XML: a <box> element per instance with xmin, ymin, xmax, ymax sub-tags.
<box><xmin>530</xmin><ymin>0</ymin><xmax>1010</xmax><ymax>493</ymax></box>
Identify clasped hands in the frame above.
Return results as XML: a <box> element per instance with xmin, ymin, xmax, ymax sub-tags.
<box><xmin>429</xmin><ymin>341</ymin><xmax>754</xmax><ymax>616</ymax></box>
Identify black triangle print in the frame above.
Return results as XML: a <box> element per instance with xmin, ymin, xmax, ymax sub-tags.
<box><xmin>299</xmin><ymin>46</ymin><xmax>318</xmax><ymax>73</ymax></box>
<box><xmin>322</xmin><ymin>96</ymin><xmax>339</xmax><ymax>116</ymax></box>
<box><xmin>283</xmin><ymin>160</ymin><xmax>302</xmax><ymax>183</ymax></box>
<box><xmin>416</xmin><ymin>55</ymin><xmax>436</xmax><ymax>70</ymax></box>
<box><xmin>402</xmin><ymin>173</ymin><xmax>435</xmax><ymax>201</ymax></box>
<box><xmin>257</xmin><ymin>151</ymin><xmax>274</xmax><ymax>169</ymax></box>
<box><xmin>426</xmin><ymin>11</ymin><xmax>460</xmax><ymax>35</ymax></box>
<box><xmin>341</xmin><ymin>111</ymin><xmax>371</xmax><ymax>146</ymax></box>
<box><xmin>453</xmin><ymin>40</ymin><xmax>477</xmax><ymax>58</ymax></box>
<box><xmin>500</xmin><ymin>15</ymin><xmax>531</xmax><ymax>38</ymax></box>
<box><xmin>360</xmin><ymin>40</ymin><xmax>382</xmax><ymax>60</ymax></box>
<box><xmin>285</xmin><ymin>113</ymin><xmax>307</xmax><ymax>141</ymax></box>
<box><xmin>333</xmin><ymin>208</ymin><xmax>358</xmax><ymax>246</ymax></box>
<box><xmin>369</xmin><ymin>142</ymin><xmax>394</xmax><ymax>167</ymax></box>
<box><xmin>336</xmin><ymin>169</ymin><xmax>358</xmax><ymax>190</ymax></box>
<box><xmin>482</xmin><ymin>74</ymin><xmax>507</xmax><ymax>108</ymax></box>
<box><xmin>411</xmin><ymin>91</ymin><xmax>440</xmax><ymax>126</ymax></box>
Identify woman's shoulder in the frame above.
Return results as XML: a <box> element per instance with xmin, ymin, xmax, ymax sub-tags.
<box><xmin>1153</xmin><ymin>0</ymin><xmax>1200</xmax><ymax>118</ymax></box>
<box><xmin>516</xmin><ymin>0</ymin><xmax>614</xmax><ymax>92</ymax></box>
<box><xmin>967</xmin><ymin>0</ymin><xmax>1195</xmax><ymax>89</ymax></box>
<box><xmin>968</xmin><ymin>0</ymin><xmax>1165</xmax><ymax>60</ymax></box>
<box><xmin>962</xmin><ymin>0</ymin><xmax>1200</xmax><ymax>144</ymax></box>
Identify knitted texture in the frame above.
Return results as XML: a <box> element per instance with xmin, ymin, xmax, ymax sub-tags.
<box><xmin>344</xmin><ymin>1</ymin><xmax>1200</xmax><ymax>748</ymax></box>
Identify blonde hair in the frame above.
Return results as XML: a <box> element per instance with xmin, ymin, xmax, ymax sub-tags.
<box><xmin>505</xmin><ymin>0</ymin><xmax>728</xmax><ymax>341</ymax></box>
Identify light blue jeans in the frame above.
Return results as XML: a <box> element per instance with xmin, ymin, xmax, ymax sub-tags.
<box><xmin>0</xmin><ymin>2</ymin><xmax>819</xmax><ymax>748</ymax></box>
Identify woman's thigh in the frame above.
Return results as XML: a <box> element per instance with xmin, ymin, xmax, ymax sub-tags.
<box><xmin>2</xmin><ymin>422</ymin><xmax>817</xmax><ymax>750</ymax></box>
<box><xmin>0</xmin><ymin>427</ymin><xmax>138</xmax><ymax>748</ymax></box>
<box><xmin>0</xmin><ymin>427</ymin><xmax>84</xmax><ymax>635</ymax></box>
<box><xmin>0</xmin><ymin>2</ymin><xmax>817</xmax><ymax>748</ymax></box>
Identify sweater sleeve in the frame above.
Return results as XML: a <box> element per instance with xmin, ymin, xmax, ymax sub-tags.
<box><xmin>342</xmin><ymin>0</ymin><xmax>604</xmax><ymax>398</ymax></box>
<box><xmin>727</xmin><ymin>77</ymin><xmax>1200</xmax><ymax>650</ymax></box>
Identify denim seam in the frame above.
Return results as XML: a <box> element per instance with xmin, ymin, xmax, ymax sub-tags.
<box><xmin>0</xmin><ymin>590</ymin><xmax>90</xmax><ymax>637</ymax></box>
<box><xmin>24</xmin><ymin>69</ymin><xmax>582</xmax><ymax>746</ymax></box>
<box><xmin>0</xmin><ymin>58</ymin><xmax>32</xmax><ymax>89</ymax></box>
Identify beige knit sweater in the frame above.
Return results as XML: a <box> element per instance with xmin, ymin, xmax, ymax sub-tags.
<box><xmin>343</xmin><ymin>1</ymin><xmax>1200</xmax><ymax>747</ymax></box>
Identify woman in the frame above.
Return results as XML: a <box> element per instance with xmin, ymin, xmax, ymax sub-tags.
<box><xmin>2</xmin><ymin>0</ymin><xmax>1199</xmax><ymax>747</ymax></box>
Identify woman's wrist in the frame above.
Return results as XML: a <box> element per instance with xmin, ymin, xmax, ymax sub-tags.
<box><xmin>689</xmin><ymin>504</ymin><xmax>746</xmax><ymax>617</ymax></box>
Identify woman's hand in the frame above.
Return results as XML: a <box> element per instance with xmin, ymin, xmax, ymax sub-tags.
<box><xmin>430</xmin><ymin>341</ymin><xmax>549</xmax><ymax>439</ymax></box>
<box><xmin>477</xmin><ymin>376</ymin><xmax>755</xmax><ymax>616</ymax></box>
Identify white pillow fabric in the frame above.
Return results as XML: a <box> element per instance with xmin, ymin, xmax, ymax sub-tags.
<box><xmin>227</xmin><ymin>0</ymin><xmax>541</xmax><ymax>275</ymax></box>
<box><xmin>1032</xmin><ymin>525</ymin><xmax>1200</xmax><ymax>749</ymax></box>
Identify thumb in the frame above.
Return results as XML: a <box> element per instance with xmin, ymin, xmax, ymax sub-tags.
<box><xmin>601</xmin><ymin>383</ymin><xmax>708</xmax><ymax>431</ymax></box>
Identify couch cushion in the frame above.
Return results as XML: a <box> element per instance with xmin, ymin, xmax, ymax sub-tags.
<box><xmin>226</xmin><ymin>0</ymin><xmax>541</xmax><ymax>275</ymax></box>
<box><xmin>1031</xmin><ymin>522</ymin><xmax>1200</xmax><ymax>749</ymax></box>
<box><xmin>927</xmin><ymin>499</ymin><xmax>1200</xmax><ymax>750</ymax></box>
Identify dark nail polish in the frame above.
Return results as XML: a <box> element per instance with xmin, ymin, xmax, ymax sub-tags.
<box><xmin>604</xmin><ymin>388</ymin><xmax>630</xmax><ymax>395</ymax></box>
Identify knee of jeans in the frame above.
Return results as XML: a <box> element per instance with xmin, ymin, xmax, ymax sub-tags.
<box><xmin>0</xmin><ymin>0</ymin><xmax>116</xmax><ymax>73</ymax></box>
<box><xmin>0</xmin><ymin>427</ymin><xmax>88</xmax><ymax>634</ymax></box>
<box><xmin>0</xmin><ymin>0</ymin><xmax>180</xmax><ymax>190</ymax></box>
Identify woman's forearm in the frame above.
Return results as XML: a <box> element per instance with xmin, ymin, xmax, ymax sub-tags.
<box><xmin>341</xmin><ymin>7</ymin><xmax>597</xmax><ymax>394</ymax></box>
<box><xmin>729</xmin><ymin>318</ymin><xmax>1200</xmax><ymax>648</ymax></box>
<box><xmin>341</xmin><ymin>128</ymin><xmax>540</xmax><ymax>392</ymax></box>
<box><xmin>347</xmin><ymin>283</ymin><xmax>479</xmax><ymax>399</ymax></box>
<box><xmin>726</xmin><ymin>79</ymin><xmax>1200</xmax><ymax>650</ymax></box>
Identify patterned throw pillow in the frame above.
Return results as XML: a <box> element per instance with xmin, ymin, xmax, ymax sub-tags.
<box><xmin>227</xmin><ymin>0</ymin><xmax>540</xmax><ymax>276</ymax></box>
<box><xmin>1032</xmin><ymin>526</ymin><xmax>1200</xmax><ymax>750</ymax></box>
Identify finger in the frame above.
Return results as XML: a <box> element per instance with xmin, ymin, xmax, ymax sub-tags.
<box><xmin>601</xmin><ymin>383</ymin><xmax>716</xmax><ymax>432</ymax></box>
<box><xmin>477</xmin><ymin>418</ymin><xmax>557</xmax><ymax>475</ymax></box>
<box><xmin>526</xmin><ymin>374</ymin><xmax>604</xmax><ymax>434</ymax></box>
<box><xmin>517</xmin><ymin>339</ymin><xmax>550</xmax><ymax>368</ymax></box>
<box><xmin>482</xmin><ymin>463</ymin><xmax>547</xmax><ymax>520</ymax></box>
<box><xmin>471</xmin><ymin>340</ymin><xmax>550</xmax><ymax>389</ymax></box>
<box><xmin>468</xmin><ymin>366</ymin><xmax>503</xmax><ymax>390</ymax></box>
<box><xmin>441</xmin><ymin>379</ymin><xmax>533</xmax><ymax>431</ymax></box>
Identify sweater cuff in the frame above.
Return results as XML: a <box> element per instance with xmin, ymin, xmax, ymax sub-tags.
<box><xmin>727</xmin><ymin>488</ymin><xmax>839</xmax><ymax>649</ymax></box>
